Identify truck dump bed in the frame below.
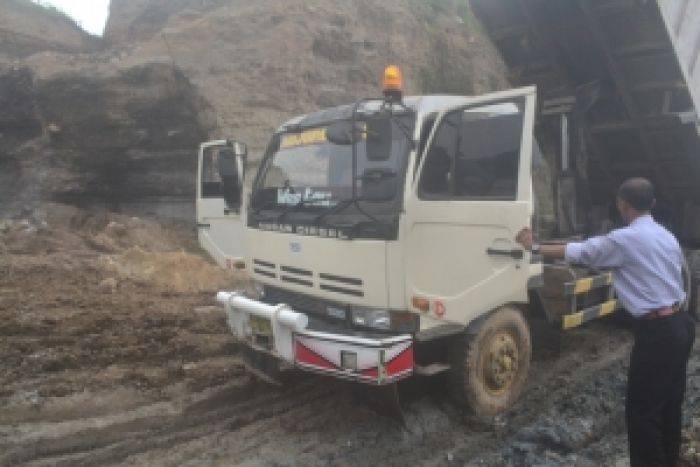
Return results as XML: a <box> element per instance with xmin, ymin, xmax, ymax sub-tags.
<box><xmin>472</xmin><ymin>0</ymin><xmax>700</xmax><ymax>239</ymax></box>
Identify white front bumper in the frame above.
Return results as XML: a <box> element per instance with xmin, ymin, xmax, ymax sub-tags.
<box><xmin>216</xmin><ymin>291</ymin><xmax>414</xmax><ymax>384</ymax></box>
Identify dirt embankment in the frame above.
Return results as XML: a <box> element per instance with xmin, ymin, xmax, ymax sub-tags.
<box><xmin>2</xmin><ymin>0</ymin><xmax>507</xmax><ymax>219</ymax></box>
<box><xmin>104</xmin><ymin>0</ymin><xmax>227</xmax><ymax>46</ymax></box>
<box><xmin>0</xmin><ymin>61</ymin><xmax>212</xmax><ymax>219</ymax></box>
<box><xmin>108</xmin><ymin>0</ymin><xmax>509</xmax><ymax>153</ymax></box>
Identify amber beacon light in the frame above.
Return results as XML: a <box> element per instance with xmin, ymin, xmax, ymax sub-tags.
<box><xmin>382</xmin><ymin>65</ymin><xmax>403</xmax><ymax>103</ymax></box>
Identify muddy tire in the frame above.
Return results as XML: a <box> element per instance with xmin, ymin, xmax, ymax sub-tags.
<box><xmin>448</xmin><ymin>306</ymin><xmax>531</xmax><ymax>417</ymax></box>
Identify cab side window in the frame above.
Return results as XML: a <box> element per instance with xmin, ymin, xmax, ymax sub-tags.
<box><xmin>201</xmin><ymin>148</ymin><xmax>223</xmax><ymax>197</ymax></box>
<box><xmin>453</xmin><ymin>111</ymin><xmax>522</xmax><ymax>199</ymax></box>
<box><xmin>418</xmin><ymin>100</ymin><xmax>524</xmax><ymax>200</ymax></box>
<box><xmin>218</xmin><ymin>148</ymin><xmax>241</xmax><ymax>209</ymax></box>
<box><xmin>415</xmin><ymin>114</ymin><xmax>436</xmax><ymax>173</ymax></box>
<box><xmin>418</xmin><ymin>113</ymin><xmax>458</xmax><ymax>197</ymax></box>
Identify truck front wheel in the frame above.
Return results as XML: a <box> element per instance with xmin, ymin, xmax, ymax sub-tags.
<box><xmin>448</xmin><ymin>306</ymin><xmax>531</xmax><ymax>417</ymax></box>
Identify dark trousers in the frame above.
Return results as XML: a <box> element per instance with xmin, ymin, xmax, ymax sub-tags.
<box><xmin>626</xmin><ymin>310</ymin><xmax>696</xmax><ymax>467</ymax></box>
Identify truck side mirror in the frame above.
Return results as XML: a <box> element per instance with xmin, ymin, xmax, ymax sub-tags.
<box><xmin>360</xmin><ymin>168</ymin><xmax>397</xmax><ymax>201</ymax></box>
<box><xmin>326</xmin><ymin>121</ymin><xmax>355</xmax><ymax>146</ymax></box>
<box><xmin>366</xmin><ymin>115</ymin><xmax>393</xmax><ymax>161</ymax></box>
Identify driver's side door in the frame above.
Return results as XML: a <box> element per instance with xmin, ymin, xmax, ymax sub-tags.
<box><xmin>196</xmin><ymin>140</ymin><xmax>247</xmax><ymax>270</ymax></box>
<box><xmin>404</xmin><ymin>87</ymin><xmax>538</xmax><ymax>327</ymax></box>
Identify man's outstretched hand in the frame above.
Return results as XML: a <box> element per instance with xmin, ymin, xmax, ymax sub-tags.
<box><xmin>516</xmin><ymin>229</ymin><xmax>568</xmax><ymax>260</ymax></box>
<box><xmin>516</xmin><ymin>228</ymin><xmax>533</xmax><ymax>250</ymax></box>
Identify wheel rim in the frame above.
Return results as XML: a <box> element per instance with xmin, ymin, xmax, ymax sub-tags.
<box><xmin>483</xmin><ymin>331</ymin><xmax>519</xmax><ymax>395</ymax></box>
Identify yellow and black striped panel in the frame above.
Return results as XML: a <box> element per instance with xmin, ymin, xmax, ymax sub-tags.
<box><xmin>562</xmin><ymin>299</ymin><xmax>618</xmax><ymax>329</ymax></box>
<box><xmin>563</xmin><ymin>272</ymin><xmax>613</xmax><ymax>296</ymax></box>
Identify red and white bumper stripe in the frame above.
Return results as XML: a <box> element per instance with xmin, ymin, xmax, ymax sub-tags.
<box><xmin>294</xmin><ymin>331</ymin><xmax>413</xmax><ymax>384</ymax></box>
<box><xmin>217</xmin><ymin>291</ymin><xmax>414</xmax><ymax>385</ymax></box>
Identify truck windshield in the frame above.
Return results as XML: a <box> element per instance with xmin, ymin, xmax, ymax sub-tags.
<box><xmin>253</xmin><ymin>113</ymin><xmax>414</xmax><ymax>213</ymax></box>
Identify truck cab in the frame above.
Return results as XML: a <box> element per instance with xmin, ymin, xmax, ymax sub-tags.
<box><xmin>217</xmin><ymin>74</ymin><xmax>544</xmax><ymax>415</ymax></box>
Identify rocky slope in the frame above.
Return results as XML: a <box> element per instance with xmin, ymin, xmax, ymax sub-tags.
<box><xmin>109</xmin><ymin>0</ymin><xmax>509</xmax><ymax>152</ymax></box>
<box><xmin>0</xmin><ymin>0</ymin><xmax>98</xmax><ymax>59</ymax></box>
<box><xmin>0</xmin><ymin>60</ymin><xmax>212</xmax><ymax>218</ymax></box>
<box><xmin>0</xmin><ymin>0</ymin><xmax>508</xmax><ymax>218</ymax></box>
<box><xmin>105</xmin><ymin>0</ymin><xmax>227</xmax><ymax>45</ymax></box>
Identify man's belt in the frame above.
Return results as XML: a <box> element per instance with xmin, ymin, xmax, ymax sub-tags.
<box><xmin>642</xmin><ymin>303</ymin><xmax>680</xmax><ymax>320</ymax></box>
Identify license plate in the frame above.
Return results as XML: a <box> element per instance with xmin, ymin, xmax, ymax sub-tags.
<box><xmin>250</xmin><ymin>315</ymin><xmax>272</xmax><ymax>335</ymax></box>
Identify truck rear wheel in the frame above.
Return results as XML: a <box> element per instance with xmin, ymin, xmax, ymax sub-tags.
<box><xmin>448</xmin><ymin>306</ymin><xmax>531</xmax><ymax>417</ymax></box>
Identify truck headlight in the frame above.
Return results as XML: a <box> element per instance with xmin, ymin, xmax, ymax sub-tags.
<box><xmin>351</xmin><ymin>307</ymin><xmax>391</xmax><ymax>330</ymax></box>
<box><xmin>350</xmin><ymin>307</ymin><xmax>419</xmax><ymax>333</ymax></box>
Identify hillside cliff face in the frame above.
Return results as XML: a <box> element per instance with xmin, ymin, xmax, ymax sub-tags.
<box><xmin>108</xmin><ymin>0</ymin><xmax>509</xmax><ymax>152</ymax></box>
<box><xmin>1</xmin><ymin>0</ymin><xmax>508</xmax><ymax>218</ymax></box>
<box><xmin>105</xmin><ymin>0</ymin><xmax>226</xmax><ymax>45</ymax></box>
<box><xmin>0</xmin><ymin>61</ymin><xmax>211</xmax><ymax>217</ymax></box>
<box><xmin>0</xmin><ymin>0</ymin><xmax>98</xmax><ymax>59</ymax></box>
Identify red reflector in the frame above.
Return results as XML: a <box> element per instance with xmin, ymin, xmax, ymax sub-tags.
<box><xmin>434</xmin><ymin>300</ymin><xmax>446</xmax><ymax>318</ymax></box>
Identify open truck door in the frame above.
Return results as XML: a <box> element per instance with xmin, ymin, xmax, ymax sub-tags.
<box><xmin>196</xmin><ymin>140</ymin><xmax>247</xmax><ymax>270</ymax></box>
<box><xmin>406</xmin><ymin>86</ymin><xmax>537</xmax><ymax>326</ymax></box>
<box><xmin>405</xmin><ymin>87</ymin><xmax>538</xmax><ymax>415</ymax></box>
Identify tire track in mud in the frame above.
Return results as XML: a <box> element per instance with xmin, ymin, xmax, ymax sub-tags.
<box><xmin>1</xmin><ymin>378</ymin><xmax>333</xmax><ymax>467</ymax></box>
<box><xmin>6</xmin><ymin>323</ymin><xmax>632</xmax><ymax>467</ymax></box>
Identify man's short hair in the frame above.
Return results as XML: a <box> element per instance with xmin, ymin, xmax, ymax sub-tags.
<box><xmin>617</xmin><ymin>178</ymin><xmax>655</xmax><ymax>211</ymax></box>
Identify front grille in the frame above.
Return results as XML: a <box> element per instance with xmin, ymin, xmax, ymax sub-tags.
<box><xmin>281</xmin><ymin>265</ymin><xmax>312</xmax><ymax>276</ymax></box>
<box><xmin>253</xmin><ymin>259</ymin><xmax>365</xmax><ymax>297</ymax></box>
<box><xmin>319</xmin><ymin>272</ymin><xmax>364</xmax><ymax>297</ymax></box>
<box><xmin>320</xmin><ymin>284</ymin><xmax>364</xmax><ymax>297</ymax></box>
<box><xmin>253</xmin><ymin>258</ymin><xmax>277</xmax><ymax>279</ymax></box>
<box><xmin>253</xmin><ymin>259</ymin><xmax>275</xmax><ymax>269</ymax></box>
<box><xmin>281</xmin><ymin>275</ymin><xmax>313</xmax><ymax>287</ymax></box>
<box><xmin>279</xmin><ymin>264</ymin><xmax>313</xmax><ymax>287</ymax></box>
<box><xmin>254</xmin><ymin>268</ymin><xmax>276</xmax><ymax>278</ymax></box>
<box><xmin>319</xmin><ymin>273</ymin><xmax>362</xmax><ymax>286</ymax></box>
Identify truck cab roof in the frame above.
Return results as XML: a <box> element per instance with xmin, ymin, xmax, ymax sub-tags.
<box><xmin>277</xmin><ymin>92</ymin><xmax>533</xmax><ymax>132</ymax></box>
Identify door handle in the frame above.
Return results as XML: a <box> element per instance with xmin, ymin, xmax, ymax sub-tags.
<box><xmin>197</xmin><ymin>223</ymin><xmax>211</xmax><ymax>228</ymax></box>
<box><xmin>487</xmin><ymin>248</ymin><xmax>524</xmax><ymax>260</ymax></box>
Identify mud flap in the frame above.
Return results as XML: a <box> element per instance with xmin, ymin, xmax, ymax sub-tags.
<box><xmin>353</xmin><ymin>383</ymin><xmax>405</xmax><ymax>424</ymax></box>
<box><xmin>240</xmin><ymin>345</ymin><xmax>290</xmax><ymax>386</ymax></box>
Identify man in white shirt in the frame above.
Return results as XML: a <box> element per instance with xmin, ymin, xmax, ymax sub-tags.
<box><xmin>517</xmin><ymin>178</ymin><xmax>695</xmax><ymax>466</ymax></box>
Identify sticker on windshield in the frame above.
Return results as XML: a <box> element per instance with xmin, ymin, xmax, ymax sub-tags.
<box><xmin>280</xmin><ymin>128</ymin><xmax>327</xmax><ymax>149</ymax></box>
<box><xmin>277</xmin><ymin>187</ymin><xmax>335</xmax><ymax>207</ymax></box>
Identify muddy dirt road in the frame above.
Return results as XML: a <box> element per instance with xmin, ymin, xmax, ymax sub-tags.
<box><xmin>1</xmin><ymin>206</ymin><xmax>699</xmax><ymax>466</ymax></box>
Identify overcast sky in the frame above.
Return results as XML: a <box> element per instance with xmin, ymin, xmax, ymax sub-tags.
<box><xmin>33</xmin><ymin>0</ymin><xmax>110</xmax><ymax>36</ymax></box>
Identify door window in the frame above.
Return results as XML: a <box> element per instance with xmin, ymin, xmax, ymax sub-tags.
<box><xmin>418</xmin><ymin>99</ymin><xmax>524</xmax><ymax>200</ymax></box>
<box><xmin>202</xmin><ymin>147</ymin><xmax>224</xmax><ymax>198</ymax></box>
<box><xmin>201</xmin><ymin>146</ymin><xmax>241</xmax><ymax>210</ymax></box>
<box><xmin>419</xmin><ymin>113</ymin><xmax>459</xmax><ymax>197</ymax></box>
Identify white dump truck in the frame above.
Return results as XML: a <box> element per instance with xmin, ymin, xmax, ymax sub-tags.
<box><xmin>201</xmin><ymin>0</ymin><xmax>700</xmax><ymax>416</ymax></box>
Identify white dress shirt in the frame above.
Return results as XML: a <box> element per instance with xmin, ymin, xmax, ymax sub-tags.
<box><xmin>565</xmin><ymin>215</ymin><xmax>686</xmax><ymax>317</ymax></box>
